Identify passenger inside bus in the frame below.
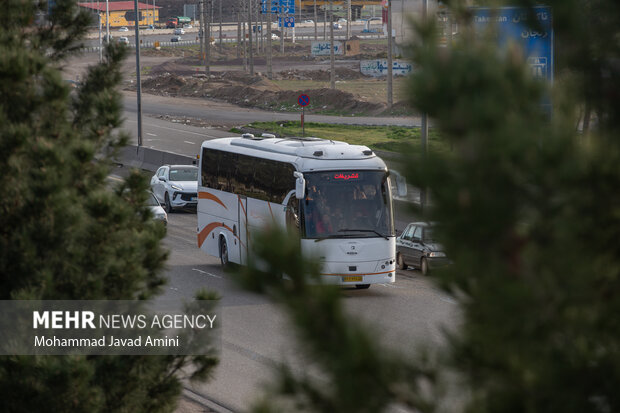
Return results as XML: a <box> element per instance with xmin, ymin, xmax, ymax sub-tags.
<box><xmin>316</xmin><ymin>213</ymin><xmax>333</xmax><ymax>235</ymax></box>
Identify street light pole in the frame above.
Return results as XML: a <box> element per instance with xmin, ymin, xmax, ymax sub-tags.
<box><xmin>329</xmin><ymin>0</ymin><xmax>335</xmax><ymax>89</ymax></box>
<box><xmin>133</xmin><ymin>0</ymin><xmax>143</xmax><ymax>148</ymax></box>
<box><xmin>105</xmin><ymin>0</ymin><xmax>110</xmax><ymax>43</ymax></box>
<box><xmin>248</xmin><ymin>0</ymin><xmax>254</xmax><ymax>75</ymax></box>
<box><xmin>97</xmin><ymin>0</ymin><xmax>102</xmax><ymax>62</ymax></box>
<box><xmin>387</xmin><ymin>0</ymin><xmax>392</xmax><ymax>108</ymax></box>
<box><xmin>420</xmin><ymin>0</ymin><xmax>428</xmax><ymax>212</ymax></box>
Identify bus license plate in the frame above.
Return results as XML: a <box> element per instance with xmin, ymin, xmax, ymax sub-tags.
<box><xmin>343</xmin><ymin>276</ymin><xmax>363</xmax><ymax>283</ymax></box>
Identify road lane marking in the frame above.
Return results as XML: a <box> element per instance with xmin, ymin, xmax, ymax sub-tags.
<box><xmin>146</xmin><ymin>132</ymin><xmax>157</xmax><ymax>136</ymax></box>
<box><xmin>124</xmin><ymin>118</ymin><xmax>225</xmax><ymax>138</ymax></box>
<box><xmin>192</xmin><ymin>268</ymin><xmax>222</xmax><ymax>278</ymax></box>
<box><xmin>184</xmin><ymin>140</ymin><xmax>196</xmax><ymax>145</ymax></box>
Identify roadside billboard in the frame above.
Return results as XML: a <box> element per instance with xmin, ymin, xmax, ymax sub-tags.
<box><xmin>311</xmin><ymin>41</ymin><xmax>343</xmax><ymax>56</ymax></box>
<box><xmin>471</xmin><ymin>6</ymin><xmax>553</xmax><ymax>84</ymax></box>
<box><xmin>360</xmin><ymin>60</ymin><xmax>413</xmax><ymax>77</ymax></box>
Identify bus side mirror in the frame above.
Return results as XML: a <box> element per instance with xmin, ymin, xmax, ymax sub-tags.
<box><xmin>294</xmin><ymin>172</ymin><xmax>305</xmax><ymax>199</ymax></box>
<box><xmin>390</xmin><ymin>169</ymin><xmax>407</xmax><ymax>197</ymax></box>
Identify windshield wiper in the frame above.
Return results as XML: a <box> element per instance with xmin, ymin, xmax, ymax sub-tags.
<box><xmin>338</xmin><ymin>228</ymin><xmax>389</xmax><ymax>240</ymax></box>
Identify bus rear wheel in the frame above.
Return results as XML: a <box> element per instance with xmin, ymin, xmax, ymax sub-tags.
<box><xmin>219</xmin><ymin>237</ymin><xmax>230</xmax><ymax>269</ymax></box>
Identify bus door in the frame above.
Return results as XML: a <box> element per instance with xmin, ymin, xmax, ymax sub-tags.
<box><xmin>238</xmin><ymin>195</ymin><xmax>248</xmax><ymax>265</ymax></box>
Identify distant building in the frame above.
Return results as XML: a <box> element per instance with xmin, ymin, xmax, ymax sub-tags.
<box><xmin>78</xmin><ymin>1</ymin><xmax>160</xmax><ymax>28</ymax></box>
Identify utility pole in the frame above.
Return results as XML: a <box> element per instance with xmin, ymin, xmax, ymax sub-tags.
<box><xmin>237</xmin><ymin>8</ymin><xmax>241</xmax><ymax>58</ymax></box>
<box><xmin>105</xmin><ymin>0</ymin><xmax>110</xmax><ymax>43</ymax></box>
<box><xmin>259</xmin><ymin>3</ymin><xmax>263</xmax><ymax>53</ymax></box>
<box><xmin>281</xmin><ymin>17</ymin><xmax>285</xmax><ymax>54</ymax></box>
<box><xmin>133</xmin><ymin>0</ymin><xmax>143</xmax><ymax>148</ymax></box>
<box><xmin>346</xmin><ymin>0</ymin><xmax>351</xmax><ymax>39</ymax></box>
<box><xmin>267</xmin><ymin>8</ymin><xmax>273</xmax><ymax>78</ymax></box>
<box><xmin>387</xmin><ymin>0</ymin><xmax>393</xmax><ymax>108</ymax></box>
<box><xmin>313</xmin><ymin>0</ymin><xmax>317</xmax><ymax>40</ymax></box>
<box><xmin>255</xmin><ymin>0</ymin><xmax>260</xmax><ymax>53</ymax></box>
<box><xmin>97</xmin><ymin>0</ymin><xmax>102</xmax><ymax>62</ymax></box>
<box><xmin>248</xmin><ymin>0</ymin><xmax>254</xmax><ymax>75</ymax></box>
<box><xmin>323</xmin><ymin>5</ymin><xmax>327</xmax><ymax>40</ymax></box>
<box><xmin>329</xmin><ymin>0</ymin><xmax>335</xmax><ymax>89</ymax></box>
<box><xmin>205</xmin><ymin>0</ymin><xmax>211</xmax><ymax>75</ymax></box>
<box><xmin>242</xmin><ymin>8</ymin><xmax>248</xmax><ymax>71</ymax></box>
<box><xmin>420</xmin><ymin>0</ymin><xmax>428</xmax><ymax>211</ymax></box>
<box><xmin>219</xmin><ymin>0</ymin><xmax>222</xmax><ymax>52</ymax></box>
<box><xmin>199</xmin><ymin>1</ymin><xmax>205</xmax><ymax>65</ymax></box>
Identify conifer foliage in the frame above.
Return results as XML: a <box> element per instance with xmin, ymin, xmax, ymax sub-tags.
<box><xmin>237</xmin><ymin>1</ymin><xmax>620</xmax><ymax>412</ymax></box>
<box><xmin>0</xmin><ymin>1</ymin><xmax>216</xmax><ymax>411</ymax></box>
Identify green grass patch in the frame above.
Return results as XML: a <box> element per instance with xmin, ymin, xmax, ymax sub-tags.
<box><xmin>233</xmin><ymin>121</ymin><xmax>448</xmax><ymax>154</ymax></box>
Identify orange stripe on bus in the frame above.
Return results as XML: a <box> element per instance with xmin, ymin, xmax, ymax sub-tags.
<box><xmin>199</xmin><ymin>191</ymin><xmax>227</xmax><ymax>210</ymax></box>
<box><xmin>267</xmin><ymin>202</ymin><xmax>275</xmax><ymax>221</ymax></box>
<box><xmin>238</xmin><ymin>195</ymin><xmax>246</xmax><ymax>215</ymax></box>
<box><xmin>197</xmin><ymin>222</ymin><xmax>243</xmax><ymax>249</ymax></box>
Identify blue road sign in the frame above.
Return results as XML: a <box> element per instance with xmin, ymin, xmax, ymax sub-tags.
<box><xmin>279</xmin><ymin>16</ymin><xmax>295</xmax><ymax>28</ymax></box>
<box><xmin>471</xmin><ymin>6</ymin><xmax>553</xmax><ymax>84</ymax></box>
<box><xmin>298</xmin><ymin>94</ymin><xmax>310</xmax><ymax>107</ymax></box>
<box><xmin>261</xmin><ymin>0</ymin><xmax>295</xmax><ymax>15</ymax></box>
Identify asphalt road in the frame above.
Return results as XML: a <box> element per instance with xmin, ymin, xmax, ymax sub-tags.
<box><xmin>85</xmin><ymin>21</ymin><xmax>381</xmax><ymax>46</ymax></box>
<box><xmin>150</xmin><ymin>208</ymin><xmax>458</xmax><ymax>412</ymax></box>
<box><xmin>122</xmin><ymin>92</ymin><xmax>421</xmax><ymax>129</ymax></box>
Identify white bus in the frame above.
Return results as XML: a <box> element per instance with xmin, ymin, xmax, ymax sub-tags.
<box><xmin>197</xmin><ymin>134</ymin><xmax>396</xmax><ymax>289</ymax></box>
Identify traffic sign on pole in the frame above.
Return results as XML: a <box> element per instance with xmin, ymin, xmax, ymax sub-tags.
<box><xmin>298</xmin><ymin>94</ymin><xmax>310</xmax><ymax>106</ymax></box>
<box><xmin>298</xmin><ymin>94</ymin><xmax>309</xmax><ymax>137</ymax></box>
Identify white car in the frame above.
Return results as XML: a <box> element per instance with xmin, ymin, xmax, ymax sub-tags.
<box><xmin>146</xmin><ymin>191</ymin><xmax>168</xmax><ymax>226</ymax></box>
<box><xmin>174</xmin><ymin>28</ymin><xmax>185</xmax><ymax>35</ymax></box>
<box><xmin>184</xmin><ymin>24</ymin><xmax>193</xmax><ymax>29</ymax></box>
<box><xmin>337</xmin><ymin>18</ymin><xmax>347</xmax><ymax>23</ymax></box>
<box><xmin>150</xmin><ymin>165</ymin><xmax>198</xmax><ymax>212</ymax></box>
<box><xmin>118</xmin><ymin>36</ymin><xmax>129</xmax><ymax>44</ymax></box>
<box><xmin>303</xmin><ymin>19</ymin><xmax>314</xmax><ymax>24</ymax></box>
<box><xmin>118</xmin><ymin>26</ymin><xmax>129</xmax><ymax>32</ymax></box>
<box><xmin>333</xmin><ymin>23</ymin><xmax>343</xmax><ymax>30</ymax></box>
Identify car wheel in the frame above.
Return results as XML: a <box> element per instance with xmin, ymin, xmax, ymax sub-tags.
<box><xmin>397</xmin><ymin>252</ymin><xmax>407</xmax><ymax>270</ymax></box>
<box><xmin>164</xmin><ymin>192</ymin><xmax>173</xmax><ymax>213</ymax></box>
<box><xmin>355</xmin><ymin>284</ymin><xmax>370</xmax><ymax>290</ymax></box>
<box><xmin>219</xmin><ymin>237</ymin><xmax>230</xmax><ymax>269</ymax></box>
<box><xmin>420</xmin><ymin>257</ymin><xmax>429</xmax><ymax>275</ymax></box>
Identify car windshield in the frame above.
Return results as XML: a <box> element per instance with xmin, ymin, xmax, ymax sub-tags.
<box><xmin>146</xmin><ymin>192</ymin><xmax>160</xmax><ymax>206</ymax></box>
<box><xmin>301</xmin><ymin>170</ymin><xmax>394</xmax><ymax>239</ymax></box>
<box><xmin>169</xmin><ymin>167</ymin><xmax>197</xmax><ymax>181</ymax></box>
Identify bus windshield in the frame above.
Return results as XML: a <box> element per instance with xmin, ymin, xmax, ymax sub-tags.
<box><xmin>301</xmin><ymin>170</ymin><xmax>395</xmax><ymax>239</ymax></box>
